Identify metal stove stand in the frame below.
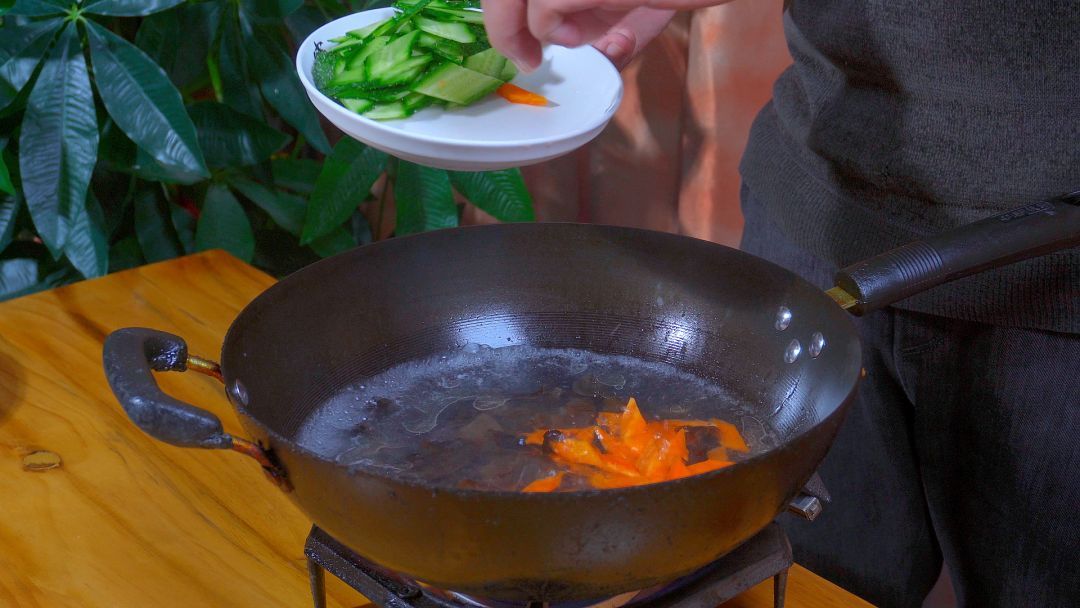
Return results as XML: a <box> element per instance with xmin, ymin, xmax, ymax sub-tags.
<box><xmin>304</xmin><ymin>523</ymin><xmax>793</xmax><ymax>608</ymax></box>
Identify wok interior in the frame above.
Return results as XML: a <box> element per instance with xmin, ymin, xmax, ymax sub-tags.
<box><xmin>223</xmin><ymin>223</ymin><xmax>862</xmax><ymax>468</ymax></box>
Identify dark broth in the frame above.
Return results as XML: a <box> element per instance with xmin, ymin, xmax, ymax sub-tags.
<box><xmin>295</xmin><ymin>344</ymin><xmax>776</xmax><ymax>490</ymax></box>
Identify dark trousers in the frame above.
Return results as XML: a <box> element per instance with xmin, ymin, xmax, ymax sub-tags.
<box><xmin>739</xmin><ymin>186</ymin><xmax>1080</xmax><ymax>607</ymax></box>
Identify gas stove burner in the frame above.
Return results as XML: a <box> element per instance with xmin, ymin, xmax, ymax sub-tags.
<box><xmin>304</xmin><ymin>523</ymin><xmax>794</xmax><ymax>608</ymax></box>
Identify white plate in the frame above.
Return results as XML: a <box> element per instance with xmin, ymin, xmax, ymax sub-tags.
<box><xmin>295</xmin><ymin>8</ymin><xmax>623</xmax><ymax>171</ymax></box>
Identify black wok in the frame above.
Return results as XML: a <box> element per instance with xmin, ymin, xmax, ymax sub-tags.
<box><xmin>103</xmin><ymin>192</ymin><xmax>1079</xmax><ymax>602</ymax></box>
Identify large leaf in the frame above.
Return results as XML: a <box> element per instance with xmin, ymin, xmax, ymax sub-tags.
<box><xmin>136</xmin><ymin>2</ymin><xmax>220</xmax><ymax>90</ymax></box>
<box><xmin>133</xmin><ymin>186</ymin><xmax>184</xmax><ymax>262</ymax></box>
<box><xmin>229</xmin><ymin>177</ymin><xmax>304</xmax><ymax>235</ymax></box>
<box><xmin>83</xmin><ymin>0</ymin><xmax>185</xmax><ymax>16</ymax></box>
<box><xmin>88</xmin><ymin>22</ymin><xmax>209</xmax><ymax>183</ymax></box>
<box><xmin>302</xmin><ymin>139</ymin><xmax>386</xmax><ymax>244</ymax></box>
<box><xmin>217</xmin><ymin>8</ymin><xmax>262</xmax><ymax>118</ymax></box>
<box><xmin>0</xmin><ymin>1</ymin><xmax>14</xmax><ymax>16</ymax></box>
<box><xmin>450</xmin><ymin>170</ymin><xmax>535</xmax><ymax>222</ymax></box>
<box><xmin>187</xmin><ymin>101</ymin><xmax>290</xmax><ymax>168</ymax></box>
<box><xmin>0</xmin><ymin>149</ymin><xmax>12</xmax><ymax>195</ymax></box>
<box><xmin>8</xmin><ymin>0</ymin><xmax>66</xmax><ymax>16</ymax></box>
<box><xmin>241</xmin><ymin>0</ymin><xmax>303</xmax><ymax>18</ymax></box>
<box><xmin>63</xmin><ymin>196</ymin><xmax>108</xmax><ymax>279</ymax></box>
<box><xmin>108</xmin><ymin>236</ymin><xmax>144</xmax><ymax>273</ymax></box>
<box><xmin>97</xmin><ymin>119</ymin><xmax>204</xmax><ymax>184</ymax></box>
<box><xmin>310</xmin><ymin>227</ymin><xmax>356</xmax><ymax>258</ymax></box>
<box><xmin>20</xmin><ymin>25</ymin><xmax>98</xmax><ymax>253</ymax></box>
<box><xmin>0</xmin><ymin>258</ymin><xmax>40</xmax><ymax>298</ymax></box>
<box><xmin>0</xmin><ymin>192</ymin><xmax>19</xmax><ymax>250</ymax></box>
<box><xmin>0</xmin><ymin>18</ymin><xmax>62</xmax><ymax>103</ymax></box>
<box><xmin>196</xmin><ymin>184</ymin><xmax>254</xmax><ymax>262</ymax></box>
<box><xmin>247</xmin><ymin>26</ymin><xmax>331</xmax><ymax>153</ymax></box>
<box><xmin>271</xmin><ymin>158</ymin><xmax>320</xmax><ymax>194</ymax></box>
<box><xmin>170</xmin><ymin>204</ymin><xmax>195</xmax><ymax>254</ymax></box>
<box><xmin>395</xmin><ymin>162</ymin><xmax>458</xmax><ymax>235</ymax></box>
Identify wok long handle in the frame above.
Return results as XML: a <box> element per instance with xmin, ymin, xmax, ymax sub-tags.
<box><xmin>103</xmin><ymin>328</ymin><xmax>290</xmax><ymax>490</ymax></box>
<box><xmin>829</xmin><ymin>190</ymin><xmax>1080</xmax><ymax>315</ymax></box>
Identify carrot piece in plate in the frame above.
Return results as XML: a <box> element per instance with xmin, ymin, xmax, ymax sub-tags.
<box><xmin>497</xmin><ymin>83</ymin><xmax>548</xmax><ymax>106</ymax></box>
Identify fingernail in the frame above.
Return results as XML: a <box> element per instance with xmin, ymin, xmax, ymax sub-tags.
<box><xmin>605</xmin><ymin>42</ymin><xmax>625</xmax><ymax>59</ymax></box>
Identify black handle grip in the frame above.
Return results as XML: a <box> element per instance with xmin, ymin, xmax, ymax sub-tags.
<box><xmin>835</xmin><ymin>191</ymin><xmax>1080</xmax><ymax>315</ymax></box>
<box><xmin>103</xmin><ymin>328</ymin><xmax>233</xmax><ymax>449</ymax></box>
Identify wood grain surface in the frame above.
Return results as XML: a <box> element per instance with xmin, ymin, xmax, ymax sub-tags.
<box><xmin>0</xmin><ymin>250</ymin><xmax>870</xmax><ymax>608</ymax></box>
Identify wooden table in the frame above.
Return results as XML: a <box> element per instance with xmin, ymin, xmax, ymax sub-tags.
<box><xmin>0</xmin><ymin>251</ymin><xmax>871</xmax><ymax>608</ymax></box>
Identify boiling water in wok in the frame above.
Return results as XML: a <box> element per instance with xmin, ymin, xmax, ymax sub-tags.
<box><xmin>296</xmin><ymin>345</ymin><xmax>778</xmax><ymax>490</ymax></box>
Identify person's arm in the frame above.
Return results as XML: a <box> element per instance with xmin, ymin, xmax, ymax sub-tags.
<box><xmin>481</xmin><ymin>0</ymin><xmax>738</xmax><ymax>71</ymax></box>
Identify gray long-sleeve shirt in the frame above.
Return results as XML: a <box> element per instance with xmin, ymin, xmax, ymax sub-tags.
<box><xmin>740</xmin><ymin>0</ymin><xmax>1078</xmax><ymax>333</ymax></box>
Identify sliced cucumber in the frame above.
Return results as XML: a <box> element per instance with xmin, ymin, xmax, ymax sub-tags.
<box><xmin>499</xmin><ymin>59</ymin><xmax>518</xmax><ymax>82</ymax></box>
<box><xmin>347</xmin><ymin>19</ymin><xmax>387</xmax><ymax>40</ymax></box>
<box><xmin>341</xmin><ymin>98</ymin><xmax>375</xmax><ymax>114</ymax></box>
<box><xmin>412</xmin><ymin>62</ymin><xmax>502</xmax><ymax>105</ymax></box>
<box><xmin>403</xmin><ymin>92</ymin><xmax>434</xmax><ymax>112</ymax></box>
<box><xmin>462</xmin><ymin>47</ymin><xmax>506</xmax><ymax>78</ymax></box>
<box><xmin>345</xmin><ymin>36</ymin><xmax>389</xmax><ymax>71</ymax></box>
<box><xmin>415</xmin><ymin>16</ymin><xmax>475</xmax><ymax>43</ymax></box>
<box><xmin>364</xmin><ymin>102</ymin><xmax>410</xmax><ymax>120</ymax></box>
<box><xmin>418</xmin><ymin>33</ymin><xmax>465</xmax><ymax>63</ymax></box>
<box><xmin>370</xmin><ymin>53</ymin><xmax>433</xmax><ymax>87</ymax></box>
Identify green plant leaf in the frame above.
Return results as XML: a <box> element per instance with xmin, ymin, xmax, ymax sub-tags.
<box><xmin>228</xmin><ymin>177</ymin><xmax>304</xmax><ymax>235</ymax></box>
<box><xmin>8</xmin><ymin>0</ymin><xmax>66</xmax><ymax>17</ymax></box>
<box><xmin>82</xmin><ymin>0</ymin><xmax>185</xmax><ymax>16</ymax></box>
<box><xmin>136</xmin><ymin>2</ymin><xmax>220</xmax><ymax>90</ymax></box>
<box><xmin>302</xmin><ymin>139</ymin><xmax>386</xmax><ymax>244</ymax></box>
<box><xmin>309</xmin><ymin>226</ymin><xmax>356</xmax><ymax>258</ymax></box>
<box><xmin>241</xmin><ymin>0</ymin><xmax>303</xmax><ymax>18</ymax></box>
<box><xmin>395</xmin><ymin>162</ymin><xmax>458</xmax><ymax>235</ymax></box>
<box><xmin>0</xmin><ymin>1</ymin><xmax>14</xmax><ymax>17</ymax></box>
<box><xmin>450</xmin><ymin>170</ymin><xmax>535</xmax><ymax>222</ymax></box>
<box><xmin>0</xmin><ymin>149</ymin><xmax>12</xmax><ymax>195</ymax></box>
<box><xmin>88</xmin><ymin>22</ymin><xmax>209</xmax><ymax>183</ymax></box>
<box><xmin>271</xmin><ymin>158</ymin><xmax>320</xmax><ymax>194</ymax></box>
<box><xmin>0</xmin><ymin>192</ymin><xmax>19</xmax><ymax>250</ymax></box>
<box><xmin>19</xmin><ymin>25</ymin><xmax>98</xmax><ymax>254</ymax></box>
<box><xmin>97</xmin><ymin>119</ymin><xmax>204</xmax><ymax>184</ymax></box>
<box><xmin>63</xmin><ymin>196</ymin><xmax>108</xmax><ymax>279</ymax></box>
<box><xmin>170</xmin><ymin>203</ymin><xmax>195</xmax><ymax>253</ymax></box>
<box><xmin>196</xmin><ymin>184</ymin><xmax>254</xmax><ymax>262</ymax></box>
<box><xmin>187</xmin><ymin>101</ymin><xmax>290</xmax><ymax>168</ymax></box>
<box><xmin>133</xmin><ymin>186</ymin><xmax>184</xmax><ymax>262</ymax></box>
<box><xmin>109</xmin><ymin>236</ymin><xmax>144</xmax><ymax>273</ymax></box>
<box><xmin>0</xmin><ymin>258</ymin><xmax>40</xmax><ymax>298</ymax></box>
<box><xmin>247</xmin><ymin>26</ymin><xmax>331</xmax><ymax>154</ymax></box>
<box><xmin>217</xmin><ymin>8</ymin><xmax>262</xmax><ymax>118</ymax></box>
<box><xmin>0</xmin><ymin>18</ymin><xmax>62</xmax><ymax>100</ymax></box>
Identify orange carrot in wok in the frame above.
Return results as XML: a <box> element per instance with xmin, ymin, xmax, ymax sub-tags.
<box><xmin>523</xmin><ymin>472</ymin><xmax>565</xmax><ymax>492</ymax></box>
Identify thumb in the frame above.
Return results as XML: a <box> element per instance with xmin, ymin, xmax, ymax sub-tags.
<box><xmin>592</xmin><ymin>8</ymin><xmax>676</xmax><ymax>71</ymax></box>
<box><xmin>594</xmin><ymin>28</ymin><xmax>637</xmax><ymax>70</ymax></box>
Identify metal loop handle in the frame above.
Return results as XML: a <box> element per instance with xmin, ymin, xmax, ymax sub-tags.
<box><xmin>103</xmin><ymin>328</ymin><xmax>290</xmax><ymax>490</ymax></box>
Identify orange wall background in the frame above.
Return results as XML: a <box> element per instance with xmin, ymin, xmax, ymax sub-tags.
<box><xmin>478</xmin><ymin>1</ymin><xmax>792</xmax><ymax>248</ymax></box>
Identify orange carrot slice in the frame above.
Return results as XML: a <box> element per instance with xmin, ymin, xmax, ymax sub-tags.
<box><xmin>686</xmin><ymin>460</ymin><xmax>733</xmax><ymax>475</ymax></box>
<box><xmin>713</xmin><ymin>420</ymin><xmax>750</xmax><ymax>453</ymax></box>
<box><xmin>523</xmin><ymin>472</ymin><xmax>565</xmax><ymax>492</ymax></box>
<box><xmin>497</xmin><ymin>83</ymin><xmax>548</xmax><ymax>106</ymax></box>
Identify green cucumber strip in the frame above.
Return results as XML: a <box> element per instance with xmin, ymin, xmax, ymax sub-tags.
<box><xmin>499</xmin><ymin>59</ymin><xmax>518</xmax><ymax>81</ymax></box>
<box><xmin>348</xmin><ymin>19</ymin><xmax>388</xmax><ymax>40</ymax></box>
<box><xmin>415</xmin><ymin>16</ymin><xmax>475</xmax><ymax>43</ymax></box>
<box><xmin>312</xmin><ymin>50</ymin><xmax>338</xmax><ymax>90</ymax></box>
<box><xmin>380</xmin><ymin>54</ymin><xmax>434</xmax><ymax>86</ymax></box>
<box><xmin>462</xmin><ymin>47</ymin><xmax>506</xmax><ymax>79</ymax></box>
<box><xmin>403</xmin><ymin>92</ymin><xmax>434</xmax><ymax>112</ymax></box>
<box><xmin>412</xmin><ymin>62</ymin><xmax>502</xmax><ymax>105</ymax></box>
<box><xmin>425</xmin><ymin>7</ymin><xmax>484</xmax><ymax>24</ymax></box>
<box><xmin>341</xmin><ymin>98</ymin><xmax>375</xmax><ymax>114</ymax></box>
<box><xmin>418</xmin><ymin>33</ymin><xmax>465</xmax><ymax>63</ymax></box>
<box><xmin>346</xmin><ymin>36</ymin><xmax>389</xmax><ymax>71</ymax></box>
<box><xmin>364</xmin><ymin>101</ymin><xmax>409</xmax><ymax>120</ymax></box>
<box><xmin>366</xmin><ymin>29</ymin><xmax>420</xmax><ymax>72</ymax></box>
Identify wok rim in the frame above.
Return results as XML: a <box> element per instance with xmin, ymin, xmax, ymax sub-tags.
<box><xmin>221</xmin><ymin>222</ymin><xmax>863</xmax><ymax>499</ymax></box>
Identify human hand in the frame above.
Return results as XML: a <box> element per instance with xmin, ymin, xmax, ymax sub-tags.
<box><xmin>591</xmin><ymin>8</ymin><xmax>676</xmax><ymax>70</ymax></box>
<box><xmin>482</xmin><ymin>0</ymin><xmax>660</xmax><ymax>72</ymax></box>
